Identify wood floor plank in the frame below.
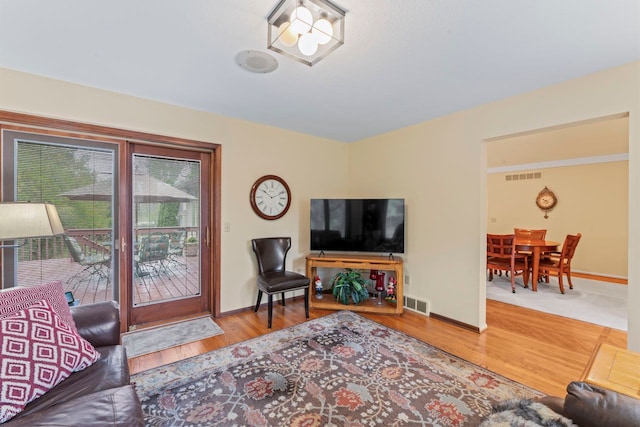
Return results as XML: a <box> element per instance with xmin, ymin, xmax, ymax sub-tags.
<box><xmin>128</xmin><ymin>297</ymin><xmax>626</xmax><ymax>397</ymax></box>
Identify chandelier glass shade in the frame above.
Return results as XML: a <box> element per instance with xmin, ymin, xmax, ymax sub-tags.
<box><xmin>267</xmin><ymin>0</ymin><xmax>345</xmax><ymax>66</ymax></box>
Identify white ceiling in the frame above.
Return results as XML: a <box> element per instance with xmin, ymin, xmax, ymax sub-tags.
<box><xmin>1</xmin><ymin>0</ymin><xmax>639</xmax><ymax>142</ymax></box>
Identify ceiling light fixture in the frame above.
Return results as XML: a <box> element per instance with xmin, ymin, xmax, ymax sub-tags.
<box><xmin>267</xmin><ymin>0</ymin><xmax>345</xmax><ymax>67</ymax></box>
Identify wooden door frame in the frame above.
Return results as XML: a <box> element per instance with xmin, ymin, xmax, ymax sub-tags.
<box><xmin>0</xmin><ymin>110</ymin><xmax>222</xmax><ymax>333</ymax></box>
<box><xmin>126</xmin><ymin>144</ymin><xmax>212</xmax><ymax>327</ymax></box>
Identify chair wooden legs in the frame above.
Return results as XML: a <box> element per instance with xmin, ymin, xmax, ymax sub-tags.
<box><xmin>254</xmin><ymin>290</ymin><xmax>263</xmax><ymax>312</ymax></box>
<box><xmin>304</xmin><ymin>288</ymin><xmax>309</xmax><ymax>319</ymax></box>
<box><xmin>255</xmin><ymin>291</ymin><xmax>275</xmax><ymax>329</ymax></box>
<box><xmin>256</xmin><ymin>288</ymin><xmax>310</xmax><ymax>329</ymax></box>
<box><xmin>255</xmin><ymin>289</ymin><xmax>275</xmax><ymax>328</ymax></box>
<box><xmin>557</xmin><ymin>272</ymin><xmax>566</xmax><ymax>294</ymax></box>
<box><xmin>538</xmin><ymin>270</ymin><xmax>572</xmax><ymax>294</ymax></box>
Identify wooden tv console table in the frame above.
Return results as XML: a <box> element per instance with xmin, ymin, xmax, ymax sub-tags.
<box><xmin>305</xmin><ymin>254</ymin><xmax>403</xmax><ymax>315</ymax></box>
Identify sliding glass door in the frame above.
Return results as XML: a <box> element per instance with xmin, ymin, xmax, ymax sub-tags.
<box><xmin>1</xmin><ymin>118</ymin><xmax>220</xmax><ymax>331</ymax></box>
<box><xmin>1</xmin><ymin>130</ymin><xmax>118</xmax><ymax>302</ymax></box>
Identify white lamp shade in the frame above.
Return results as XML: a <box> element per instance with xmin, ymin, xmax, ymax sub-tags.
<box><xmin>312</xmin><ymin>18</ymin><xmax>333</xmax><ymax>45</ymax></box>
<box><xmin>298</xmin><ymin>32</ymin><xmax>319</xmax><ymax>56</ymax></box>
<box><xmin>278</xmin><ymin>22</ymin><xmax>298</xmax><ymax>47</ymax></box>
<box><xmin>289</xmin><ymin>6</ymin><xmax>313</xmax><ymax>34</ymax></box>
<box><xmin>0</xmin><ymin>203</ymin><xmax>65</xmax><ymax>240</ymax></box>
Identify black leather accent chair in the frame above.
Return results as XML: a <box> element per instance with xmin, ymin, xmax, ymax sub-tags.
<box><xmin>251</xmin><ymin>237</ymin><xmax>310</xmax><ymax>328</ymax></box>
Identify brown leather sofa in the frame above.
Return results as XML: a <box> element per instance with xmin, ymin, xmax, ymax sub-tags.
<box><xmin>538</xmin><ymin>381</ymin><xmax>640</xmax><ymax>427</ymax></box>
<box><xmin>5</xmin><ymin>301</ymin><xmax>144</xmax><ymax>426</ymax></box>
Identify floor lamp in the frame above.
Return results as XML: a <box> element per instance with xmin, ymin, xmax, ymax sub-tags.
<box><xmin>0</xmin><ymin>202</ymin><xmax>65</xmax><ymax>287</ymax></box>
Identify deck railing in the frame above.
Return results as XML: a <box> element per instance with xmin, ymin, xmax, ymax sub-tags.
<box><xmin>15</xmin><ymin>227</ymin><xmax>198</xmax><ymax>262</ymax></box>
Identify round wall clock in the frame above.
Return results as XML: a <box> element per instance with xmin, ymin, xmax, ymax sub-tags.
<box><xmin>535</xmin><ymin>186</ymin><xmax>557</xmax><ymax>219</ymax></box>
<box><xmin>250</xmin><ymin>175</ymin><xmax>291</xmax><ymax>220</ymax></box>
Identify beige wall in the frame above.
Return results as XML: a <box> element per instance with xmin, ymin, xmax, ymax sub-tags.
<box><xmin>349</xmin><ymin>62</ymin><xmax>640</xmax><ymax>350</ymax></box>
<box><xmin>0</xmin><ymin>68</ymin><xmax>349</xmax><ymax>314</ymax></box>
<box><xmin>2</xmin><ymin>61</ymin><xmax>640</xmax><ymax>351</ymax></box>
<box><xmin>487</xmin><ymin>161</ymin><xmax>628</xmax><ymax>277</ymax></box>
<box><xmin>487</xmin><ymin>116</ymin><xmax>629</xmax><ymax>167</ymax></box>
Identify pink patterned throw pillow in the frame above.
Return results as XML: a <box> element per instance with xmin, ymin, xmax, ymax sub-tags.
<box><xmin>0</xmin><ymin>299</ymin><xmax>99</xmax><ymax>423</ymax></box>
<box><xmin>0</xmin><ymin>281</ymin><xmax>77</xmax><ymax>331</ymax></box>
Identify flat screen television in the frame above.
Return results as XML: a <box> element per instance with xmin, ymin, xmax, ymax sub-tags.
<box><xmin>310</xmin><ymin>198</ymin><xmax>405</xmax><ymax>254</ymax></box>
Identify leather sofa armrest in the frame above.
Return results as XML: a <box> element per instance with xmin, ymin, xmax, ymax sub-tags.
<box><xmin>71</xmin><ymin>301</ymin><xmax>121</xmax><ymax>347</ymax></box>
<box><xmin>3</xmin><ymin>386</ymin><xmax>144</xmax><ymax>427</ymax></box>
<box><xmin>535</xmin><ymin>395</ymin><xmax>566</xmax><ymax>416</ymax></box>
<box><xmin>563</xmin><ymin>381</ymin><xmax>640</xmax><ymax>427</ymax></box>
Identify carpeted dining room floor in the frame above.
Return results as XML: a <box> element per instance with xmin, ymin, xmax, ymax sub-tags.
<box><xmin>486</xmin><ymin>275</ymin><xmax>627</xmax><ymax>331</ymax></box>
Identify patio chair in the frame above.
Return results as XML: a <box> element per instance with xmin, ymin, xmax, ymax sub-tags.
<box><xmin>167</xmin><ymin>229</ymin><xmax>187</xmax><ymax>268</ymax></box>
<box><xmin>64</xmin><ymin>234</ymin><xmax>111</xmax><ymax>288</ymax></box>
<box><xmin>136</xmin><ymin>233</ymin><xmax>171</xmax><ymax>277</ymax></box>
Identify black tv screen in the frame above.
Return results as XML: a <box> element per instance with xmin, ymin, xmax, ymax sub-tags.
<box><xmin>310</xmin><ymin>198</ymin><xmax>405</xmax><ymax>254</ymax></box>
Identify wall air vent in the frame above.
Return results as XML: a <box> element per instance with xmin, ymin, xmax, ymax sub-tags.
<box><xmin>403</xmin><ymin>296</ymin><xmax>430</xmax><ymax>315</ymax></box>
<box><xmin>505</xmin><ymin>172</ymin><xmax>542</xmax><ymax>182</ymax></box>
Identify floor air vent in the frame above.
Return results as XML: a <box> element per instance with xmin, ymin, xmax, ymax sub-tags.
<box><xmin>403</xmin><ymin>296</ymin><xmax>430</xmax><ymax>315</ymax></box>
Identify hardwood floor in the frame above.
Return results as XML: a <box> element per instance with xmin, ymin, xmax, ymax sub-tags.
<box><xmin>128</xmin><ymin>298</ymin><xmax>626</xmax><ymax>397</ymax></box>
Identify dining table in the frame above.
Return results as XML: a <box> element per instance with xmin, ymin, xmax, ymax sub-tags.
<box><xmin>515</xmin><ymin>239</ymin><xmax>560</xmax><ymax>291</ymax></box>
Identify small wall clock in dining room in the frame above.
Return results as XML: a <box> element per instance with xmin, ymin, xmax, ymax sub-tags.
<box><xmin>250</xmin><ymin>175</ymin><xmax>291</xmax><ymax>220</ymax></box>
<box><xmin>535</xmin><ymin>186</ymin><xmax>557</xmax><ymax>219</ymax></box>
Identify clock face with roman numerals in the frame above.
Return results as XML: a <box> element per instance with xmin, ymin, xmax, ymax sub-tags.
<box><xmin>250</xmin><ymin>175</ymin><xmax>291</xmax><ymax>220</ymax></box>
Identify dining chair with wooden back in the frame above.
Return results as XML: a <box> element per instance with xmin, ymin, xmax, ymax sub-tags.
<box><xmin>537</xmin><ymin>233</ymin><xmax>582</xmax><ymax>294</ymax></box>
<box><xmin>514</xmin><ymin>228</ymin><xmax>548</xmax><ymax>280</ymax></box>
<box><xmin>487</xmin><ymin>234</ymin><xmax>530</xmax><ymax>293</ymax></box>
<box><xmin>514</xmin><ymin>228</ymin><xmax>547</xmax><ymax>241</ymax></box>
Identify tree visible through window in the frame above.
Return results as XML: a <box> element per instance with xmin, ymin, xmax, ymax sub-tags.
<box><xmin>11</xmin><ymin>138</ymin><xmax>115</xmax><ymax>301</ymax></box>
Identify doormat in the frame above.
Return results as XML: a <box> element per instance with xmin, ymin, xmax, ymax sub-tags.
<box><xmin>122</xmin><ymin>316</ymin><xmax>224</xmax><ymax>358</ymax></box>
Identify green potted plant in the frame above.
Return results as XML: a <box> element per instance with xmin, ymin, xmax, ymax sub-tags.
<box><xmin>330</xmin><ymin>269</ymin><xmax>370</xmax><ymax>305</ymax></box>
<box><xmin>184</xmin><ymin>236</ymin><xmax>198</xmax><ymax>257</ymax></box>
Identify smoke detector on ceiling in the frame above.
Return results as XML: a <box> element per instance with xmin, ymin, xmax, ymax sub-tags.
<box><xmin>235</xmin><ymin>50</ymin><xmax>278</xmax><ymax>74</ymax></box>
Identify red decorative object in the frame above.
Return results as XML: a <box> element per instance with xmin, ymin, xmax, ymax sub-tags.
<box><xmin>375</xmin><ymin>271</ymin><xmax>386</xmax><ymax>291</ymax></box>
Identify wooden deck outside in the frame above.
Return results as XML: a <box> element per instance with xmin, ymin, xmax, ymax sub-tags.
<box><xmin>16</xmin><ymin>255</ymin><xmax>201</xmax><ymax>306</ymax></box>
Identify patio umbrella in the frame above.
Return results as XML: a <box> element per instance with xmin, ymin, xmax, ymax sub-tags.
<box><xmin>60</xmin><ymin>176</ymin><xmax>197</xmax><ymax>203</ymax></box>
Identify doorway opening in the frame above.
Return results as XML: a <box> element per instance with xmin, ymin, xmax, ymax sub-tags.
<box><xmin>484</xmin><ymin>114</ymin><xmax>629</xmax><ymax>330</ymax></box>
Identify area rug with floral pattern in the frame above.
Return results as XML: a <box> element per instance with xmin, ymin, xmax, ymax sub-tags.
<box><xmin>132</xmin><ymin>311</ymin><xmax>542</xmax><ymax>426</ymax></box>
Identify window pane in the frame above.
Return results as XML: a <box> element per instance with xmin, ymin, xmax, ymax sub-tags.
<box><xmin>132</xmin><ymin>154</ymin><xmax>201</xmax><ymax>306</ymax></box>
<box><xmin>11</xmin><ymin>138</ymin><xmax>116</xmax><ymax>304</ymax></box>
